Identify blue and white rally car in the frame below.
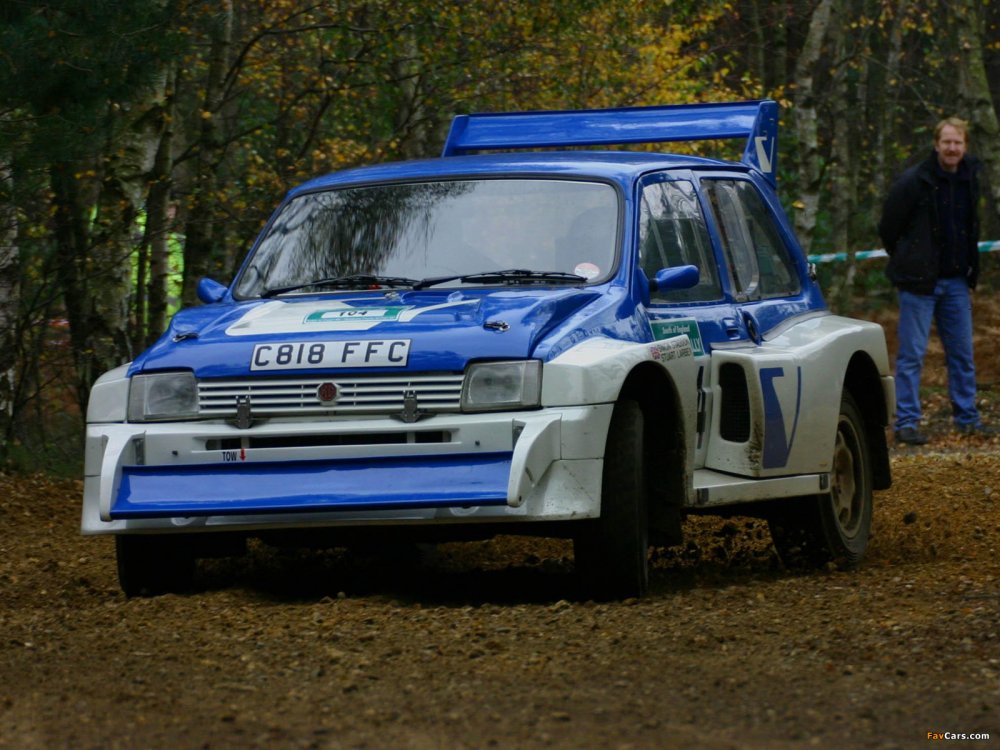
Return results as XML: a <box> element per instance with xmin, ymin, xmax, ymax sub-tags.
<box><xmin>83</xmin><ymin>100</ymin><xmax>894</xmax><ymax>598</ymax></box>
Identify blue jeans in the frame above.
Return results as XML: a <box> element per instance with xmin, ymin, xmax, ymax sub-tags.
<box><xmin>895</xmin><ymin>277</ymin><xmax>980</xmax><ymax>431</ymax></box>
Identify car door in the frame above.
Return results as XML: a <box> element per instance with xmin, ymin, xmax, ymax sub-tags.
<box><xmin>637</xmin><ymin>172</ymin><xmax>748</xmax><ymax>468</ymax></box>
<box><xmin>697</xmin><ymin>175</ymin><xmax>819</xmax><ymax>478</ymax></box>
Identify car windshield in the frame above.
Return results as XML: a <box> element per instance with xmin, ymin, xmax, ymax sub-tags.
<box><xmin>234</xmin><ymin>178</ymin><xmax>620</xmax><ymax>298</ymax></box>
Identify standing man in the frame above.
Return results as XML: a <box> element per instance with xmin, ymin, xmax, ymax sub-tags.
<box><xmin>879</xmin><ymin>117</ymin><xmax>994</xmax><ymax>445</ymax></box>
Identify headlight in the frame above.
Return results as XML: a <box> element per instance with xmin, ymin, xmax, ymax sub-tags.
<box><xmin>461</xmin><ymin>360</ymin><xmax>541</xmax><ymax>412</ymax></box>
<box><xmin>128</xmin><ymin>372</ymin><xmax>199</xmax><ymax>422</ymax></box>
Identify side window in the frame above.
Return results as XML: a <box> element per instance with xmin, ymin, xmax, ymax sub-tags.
<box><xmin>702</xmin><ymin>179</ymin><xmax>801</xmax><ymax>300</ymax></box>
<box><xmin>738</xmin><ymin>182</ymin><xmax>800</xmax><ymax>297</ymax></box>
<box><xmin>639</xmin><ymin>180</ymin><xmax>722</xmax><ymax>303</ymax></box>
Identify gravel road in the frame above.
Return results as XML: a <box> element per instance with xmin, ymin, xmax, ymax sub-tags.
<box><xmin>1</xmin><ymin>444</ymin><xmax>998</xmax><ymax>750</ymax></box>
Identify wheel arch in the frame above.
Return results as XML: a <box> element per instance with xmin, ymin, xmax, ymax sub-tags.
<box><xmin>617</xmin><ymin>362</ymin><xmax>689</xmax><ymax>543</ymax></box>
<box><xmin>844</xmin><ymin>351</ymin><xmax>892</xmax><ymax>490</ymax></box>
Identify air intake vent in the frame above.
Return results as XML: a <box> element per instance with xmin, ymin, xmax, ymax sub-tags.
<box><xmin>719</xmin><ymin>363</ymin><xmax>750</xmax><ymax>442</ymax></box>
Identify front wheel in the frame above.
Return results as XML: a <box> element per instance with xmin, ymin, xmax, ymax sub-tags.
<box><xmin>116</xmin><ymin>535</ymin><xmax>196</xmax><ymax>597</ymax></box>
<box><xmin>574</xmin><ymin>399</ymin><xmax>649</xmax><ymax>599</ymax></box>
<box><xmin>768</xmin><ymin>392</ymin><xmax>873</xmax><ymax>568</ymax></box>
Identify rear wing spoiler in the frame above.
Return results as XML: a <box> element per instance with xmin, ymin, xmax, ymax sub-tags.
<box><xmin>442</xmin><ymin>100</ymin><xmax>779</xmax><ymax>185</ymax></box>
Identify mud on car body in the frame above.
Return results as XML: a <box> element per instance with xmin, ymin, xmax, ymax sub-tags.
<box><xmin>82</xmin><ymin>100</ymin><xmax>894</xmax><ymax>598</ymax></box>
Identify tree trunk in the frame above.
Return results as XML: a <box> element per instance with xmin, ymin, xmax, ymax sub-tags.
<box><xmin>181</xmin><ymin>1</ymin><xmax>233</xmax><ymax>306</ymax></box>
<box><xmin>50</xmin><ymin>98</ymin><xmax>162</xmax><ymax>410</ymax></box>
<box><xmin>746</xmin><ymin>0</ymin><xmax>768</xmax><ymax>94</ymax></box>
<box><xmin>142</xmin><ymin>67</ymin><xmax>177</xmax><ymax>347</ymax></box>
<box><xmin>827</xmin><ymin>10</ymin><xmax>856</xmax><ymax>312</ymax></box>
<box><xmin>393</xmin><ymin>32</ymin><xmax>435</xmax><ymax>160</ymax></box>
<box><xmin>872</xmin><ymin>0</ymin><xmax>909</xmax><ymax>210</ymax></box>
<box><xmin>0</xmin><ymin>149</ymin><xmax>18</xmax><ymax>448</ymax></box>
<box><xmin>953</xmin><ymin>0</ymin><xmax>1000</xmax><ymax>235</ymax></box>
<box><xmin>96</xmin><ymin>99</ymin><xmax>165</xmax><ymax>358</ymax></box>
<box><xmin>790</xmin><ymin>0</ymin><xmax>836</xmax><ymax>254</ymax></box>
<box><xmin>51</xmin><ymin>161</ymin><xmax>100</xmax><ymax>411</ymax></box>
<box><xmin>768</xmin><ymin>2</ymin><xmax>789</xmax><ymax>95</ymax></box>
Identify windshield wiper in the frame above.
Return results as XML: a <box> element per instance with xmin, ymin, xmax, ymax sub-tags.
<box><xmin>414</xmin><ymin>269</ymin><xmax>587</xmax><ymax>290</ymax></box>
<box><xmin>262</xmin><ymin>274</ymin><xmax>419</xmax><ymax>298</ymax></box>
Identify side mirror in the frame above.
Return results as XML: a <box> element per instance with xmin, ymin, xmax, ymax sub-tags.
<box><xmin>650</xmin><ymin>264</ymin><xmax>699</xmax><ymax>293</ymax></box>
<box><xmin>197</xmin><ymin>277</ymin><xmax>228</xmax><ymax>304</ymax></box>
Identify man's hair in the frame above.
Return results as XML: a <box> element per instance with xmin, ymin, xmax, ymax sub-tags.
<box><xmin>934</xmin><ymin>116</ymin><xmax>969</xmax><ymax>143</ymax></box>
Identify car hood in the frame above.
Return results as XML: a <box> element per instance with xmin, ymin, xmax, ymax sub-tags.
<box><xmin>131</xmin><ymin>288</ymin><xmax>608</xmax><ymax>378</ymax></box>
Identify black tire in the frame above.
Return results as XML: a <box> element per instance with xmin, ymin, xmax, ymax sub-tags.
<box><xmin>116</xmin><ymin>535</ymin><xmax>196</xmax><ymax>597</ymax></box>
<box><xmin>768</xmin><ymin>391</ymin><xmax>873</xmax><ymax>568</ymax></box>
<box><xmin>574</xmin><ymin>399</ymin><xmax>649</xmax><ymax>599</ymax></box>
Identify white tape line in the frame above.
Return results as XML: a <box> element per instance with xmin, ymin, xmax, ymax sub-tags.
<box><xmin>809</xmin><ymin>241</ymin><xmax>999</xmax><ymax>264</ymax></box>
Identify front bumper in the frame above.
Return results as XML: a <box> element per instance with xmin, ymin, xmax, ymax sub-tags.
<box><xmin>82</xmin><ymin>406</ymin><xmax>613</xmax><ymax>534</ymax></box>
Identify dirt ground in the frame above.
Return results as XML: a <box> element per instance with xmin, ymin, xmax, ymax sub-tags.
<box><xmin>2</xmin><ymin>297</ymin><xmax>999</xmax><ymax>750</ymax></box>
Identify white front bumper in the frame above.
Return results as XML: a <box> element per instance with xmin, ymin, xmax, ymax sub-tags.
<box><xmin>82</xmin><ymin>405</ymin><xmax>613</xmax><ymax>535</ymax></box>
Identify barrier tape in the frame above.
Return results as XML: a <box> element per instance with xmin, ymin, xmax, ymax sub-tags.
<box><xmin>808</xmin><ymin>240</ymin><xmax>1000</xmax><ymax>264</ymax></box>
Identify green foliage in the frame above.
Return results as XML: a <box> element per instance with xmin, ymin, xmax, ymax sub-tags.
<box><xmin>0</xmin><ymin>0</ymin><xmax>186</xmax><ymax>162</ymax></box>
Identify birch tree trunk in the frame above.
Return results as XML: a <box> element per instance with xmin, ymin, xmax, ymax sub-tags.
<box><xmin>141</xmin><ymin>66</ymin><xmax>177</xmax><ymax>348</ymax></box>
<box><xmin>790</xmin><ymin>0</ymin><xmax>836</xmax><ymax>254</ymax></box>
<box><xmin>51</xmin><ymin>96</ymin><xmax>163</xmax><ymax>409</ymax></box>
<box><xmin>0</xmin><ymin>149</ymin><xmax>18</xmax><ymax>445</ymax></box>
<box><xmin>827</xmin><ymin>10</ymin><xmax>856</xmax><ymax>311</ymax></box>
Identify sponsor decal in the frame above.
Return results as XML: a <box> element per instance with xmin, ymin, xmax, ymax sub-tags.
<box><xmin>226</xmin><ymin>299</ymin><xmax>479</xmax><ymax>336</ymax></box>
<box><xmin>304</xmin><ymin>307</ymin><xmax>409</xmax><ymax>324</ymax></box>
<box><xmin>760</xmin><ymin>365</ymin><xmax>802</xmax><ymax>470</ymax></box>
<box><xmin>650</xmin><ymin>318</ymin><xmax>704</xmax><ymax>356</ymax></box>
<box><xmin>649</xmin><ymin>335</ymin><xmax>692</xmax><ymax>362</ymax></box>
<box><xmin>755</xmin><ymin>134</ymin><xmax>775</xmax><ymax>173</ymax></box>
<box><xmin>251</xmin><ymin>340</ymin><xmax>411</xmax><ymax>370</ymax></box>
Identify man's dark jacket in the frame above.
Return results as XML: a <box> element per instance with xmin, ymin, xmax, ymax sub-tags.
<box><xmin>878</xmin><ymin>151</ymin><xmax>981</xmax><ymax>294</ymax></box>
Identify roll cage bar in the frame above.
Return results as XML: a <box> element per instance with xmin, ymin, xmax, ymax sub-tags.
<box><xmin>442</xmin><ymin>100</ymin><xmax>779</xmax><ymax>186</ymax></box>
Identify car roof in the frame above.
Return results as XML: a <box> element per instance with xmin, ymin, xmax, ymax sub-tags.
<box><xmin>289</xmin><ymin>150</ymin><xmax>749</xmax><ymax>196</ymax></box>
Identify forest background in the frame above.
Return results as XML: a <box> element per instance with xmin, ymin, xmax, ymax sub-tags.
<box><xmin>0</xmin><ymin>0</ymin><xmax>998</xmax><ymax>474</ymax></box>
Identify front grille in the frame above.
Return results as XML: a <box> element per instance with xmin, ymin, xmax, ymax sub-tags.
<box><xmin>198</xmin><ymin>373</ymin><xmax>464</xmax><ymax>417</ymax></box>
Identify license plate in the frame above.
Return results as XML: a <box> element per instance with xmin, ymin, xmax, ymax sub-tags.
<box><xmin>251</xmin><ymin>340</ymin><xmax>411</xmax><ymax>370</ymax></box>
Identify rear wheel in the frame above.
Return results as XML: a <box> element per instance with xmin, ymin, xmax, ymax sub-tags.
<box><xmin>769</xmin><ymin>392</ymin><xmax>873</xmax><ymax>568</ymax></box>
<box><xmin>574</xmin><ymin>400</ymin><xmax>649</xmax><ymax>599</ymax></box>
<box><xmin>116</xmin><ymin>535</ymin><xmax>196</xmax><ymax>597</ymax></box>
